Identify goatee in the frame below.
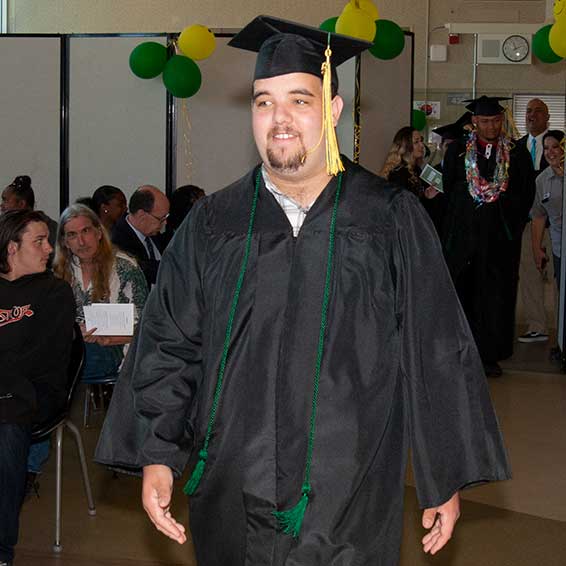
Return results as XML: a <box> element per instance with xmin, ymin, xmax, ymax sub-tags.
<box><xmin>266</xmin><ymin>147</ymin><xmax>306</xmax><ymax>172</ymax></box>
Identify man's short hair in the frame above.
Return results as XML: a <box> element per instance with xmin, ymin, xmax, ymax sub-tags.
<box><xmin>129</xmin><ymin>188</ymin><xmax>155</xmax><ymax>214</ymax></box>
<box><xmin>0</xmin><ymin>209</ymin><xmax>49</xmax><ymax>273</ymax></box>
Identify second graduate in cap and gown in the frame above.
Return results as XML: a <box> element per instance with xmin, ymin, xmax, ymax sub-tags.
<box><xmin>442</xmin><ymin>96</ymin><xmax>535</xmax><ymax>376</ymax></box>
<box><xmin>96</xmin><ymin>19</ymin><xmax>510</xmax><ymax>566</ymax></box>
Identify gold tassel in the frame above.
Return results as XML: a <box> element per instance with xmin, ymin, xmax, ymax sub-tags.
<box><xmin>321</xmin><ymin>38</ymin><xmax>344</xmax><ymax>176</ymax></box>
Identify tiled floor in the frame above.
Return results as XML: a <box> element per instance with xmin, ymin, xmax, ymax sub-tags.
<box><xmin>14</xmin><ymin>361</ymin><xmax>566</xmax><ymax>565</ymax></box>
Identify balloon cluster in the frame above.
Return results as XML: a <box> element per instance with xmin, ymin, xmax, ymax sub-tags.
<box><xmin>320</xmin><ymin>0</ymin><xmax>405</xmax><ymax>60</ymax></box>
<box><xmin>129</xmin><ymin>24</ymin><xmax>216</xmax><ymax>98</ymax></box>
<box><xmin>532</xmin><ymin>0</ymin><xmax>566</xmax><ymax>63</ymax></box>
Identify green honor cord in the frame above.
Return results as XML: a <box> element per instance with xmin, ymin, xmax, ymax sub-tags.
<box><xmin>272</xmin><ymin>172</ymin><xmax>342</xmax><ymax>537</ymax></box>
<box><xmin>183</xmin><ymin>169</ymin><xmax>261</xmax><ymax>496</ymax></box>
<box><xmin>184</xmin><ymin>170</ymin><xmax>344</xmax><ymax>541</ymax></box>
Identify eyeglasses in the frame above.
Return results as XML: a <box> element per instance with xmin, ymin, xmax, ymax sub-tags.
<box><xmin>147</xmin><ymin>211</ymin><xmax>170</xmax><ymax>223</ymax></box>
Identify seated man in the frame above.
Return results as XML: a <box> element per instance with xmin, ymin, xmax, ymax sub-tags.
<box><xmin>0</xmin><ymin>210</ymin><xmax>75</xmax><ymax>566</ymax></box>
<box><xmin>111</xmin><ymin>185</ymin><xmax>169</xmax><ymax>287</ymax></box>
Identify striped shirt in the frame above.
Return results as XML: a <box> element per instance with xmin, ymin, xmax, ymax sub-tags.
<box><xmin>262</xmin><ymin>166</ymin><xmax>314</xmax><ymax>237</ymax></box>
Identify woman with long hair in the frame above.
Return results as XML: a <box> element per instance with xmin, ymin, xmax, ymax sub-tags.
<box><xmin>380</xmin><ymin>127</ymin><xmax>426</xmax><ymax>196</ymax></box>
<box><xmin>381</xmin><ymin>126</ymin><xmax>445</xmax><ymax>233</ymax></box>
<box><xmin>53</xmin><ymin>204</ymin><xmax>147</xmax><ymax>379</ymax></box>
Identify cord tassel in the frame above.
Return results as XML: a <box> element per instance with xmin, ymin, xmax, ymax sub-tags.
<box><xmin>273</xmin><ymin>484</ymin><xmax>311</xmax><ymax>538</ymax></box>
<box><xmin>183</xmin><ymin>448</ymin><xmax>208</xmax><ymax>495</ymax></box>
<box><xmin>321</xmin><ymin>36</ymin><xmax>344</xmax><ymax>176</ymax></box>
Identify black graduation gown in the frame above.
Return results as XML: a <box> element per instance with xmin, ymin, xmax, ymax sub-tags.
<box><xmin>441</xmin><ymin>138</ymin><xmax>535</xmax><ymax>362</ymax></box>
<box><xmin>387</xmin><ymin>163</ymin><xmax>446</xmax><ymax>235</ymax></box>
<box><xmin>96</xmin><ymin>158</ymin><xmax>510</xmax><ymax>566</ymax></box>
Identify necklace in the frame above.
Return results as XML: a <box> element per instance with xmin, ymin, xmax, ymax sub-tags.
<box><xmin>465</xmin><ymin>131</ymin><xmax>511</xmax><ymax>205</ymax></box>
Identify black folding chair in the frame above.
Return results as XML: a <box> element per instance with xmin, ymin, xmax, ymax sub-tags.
<box><xmin>31</xmin><ymin>322</ymin><xmax>96</xmax><ymax>552</ymax></box>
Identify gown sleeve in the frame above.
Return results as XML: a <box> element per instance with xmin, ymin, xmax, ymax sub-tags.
<box><xmin>391</xmin><ymin>190</ymin><xmax>511</xmax><ymax>508</ymax></box>
<box><xmin>95</xmin><ymin>200</ymin><xmax>209</xmax><ymax>477</ymax></box>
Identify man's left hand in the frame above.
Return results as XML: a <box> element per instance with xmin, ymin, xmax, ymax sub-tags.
<box><xmin>421</xmin><ymin>491</ymin><xmax>460</xmax><ymax>554</ymax></box>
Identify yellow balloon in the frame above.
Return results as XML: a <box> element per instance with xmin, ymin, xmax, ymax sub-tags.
<box><xmin>549</xmin><ymin>20</ymin><xmax>566</xmax><ymax>58</ymax></box>
<box><xmin>178</xmin><ymin>24</ymin><xmax>216</xmax><ymax>61</ymax></box>
<box><xmin>554</xmin><ymin>0</ymin><xmax>566</xmax><ymax>21</ymax></box>
<box><xmin>343</xmin><ymin>0</ymin><xmax>379</xmax><ymax>22</ymax></box>
<box><xmin>336</xmin><ymin>7</ymin><xmax>377</xmax><ymax>42</ymax></box>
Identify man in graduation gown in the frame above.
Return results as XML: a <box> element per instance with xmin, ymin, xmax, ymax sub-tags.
<box><xmin>96</xmin><ymin>17</ymin><xmax>510</xmax><ymax>566</ymax></box>
<box><xmin>442</xmin><ymin>96</ymin><xmax>535</xmax><ymax>377</ymax></box>
<box><xmin>422</xmin><ymin>114</ymin><xmax>471</xmax><ymax>233</ymax></box>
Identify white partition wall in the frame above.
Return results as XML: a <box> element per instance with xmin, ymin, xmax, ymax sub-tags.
<box><xmin>174</xmin><ymin>35</ymin><xmax>258</xmax><ymax>194</ymax></box>
<box><xmin>0</xmin><ymin>33</ymin><xmax>413</xmax><ymax>210</ymax></box>
<box><xmin>68</xmin><ymin>36</ymin><xmax>168</xmax><ymax>204</ymax></box>
<box><xmin>0</xmin><ymin>36</ymin><xmax>61</xmax><ymax>220</ymax></box>
<box><xmin>358</xmin><ymin>34</ymin><xmax>414</xmax><ymax>175</ymax></box>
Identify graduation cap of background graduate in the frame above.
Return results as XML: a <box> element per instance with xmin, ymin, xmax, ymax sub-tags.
<box><xmin>433</xmin><ymin>112</ymin><xmax>473</xmax><ymax>140</ymax></box>
<box><xmin>433</xmin><ymin>122</ymin><xmax>465</xmax><ymax>141</ymax></box>
<box><xmin>229</xmin><ymin>15</ymin><xmax>371</xmax><ymax>175</ymax></box>
<box><xmin>455</xmin><ymin>111</ymin><xmax>473</xmax><ymax>129</ymax></box>
<box><xmin>464</xmin><ymin>96</ymin><xmax>512</xmax><ymax>116</ymax></box>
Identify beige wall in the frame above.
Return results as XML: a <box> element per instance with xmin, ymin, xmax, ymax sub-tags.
<box><xmin>7</xmin><ymin>0</ymin><xmax>565</xmax><ymax>95</ymax></box>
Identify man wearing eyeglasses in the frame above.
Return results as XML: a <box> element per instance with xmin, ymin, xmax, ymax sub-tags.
<box><xmin>111</xmin><ymin>185</ymin><xmax>170</xmax><ymax>287</ymax></box>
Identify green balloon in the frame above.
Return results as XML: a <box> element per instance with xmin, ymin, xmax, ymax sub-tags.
<box><xmin>320</xmin><ymin>17</ymin><xmax>339</xmax><ymax>33</ymax></box>
<box><xmin>369</xmin><ymin>19</ymin><xmax>405</xmax><ymax>60</ymax></box>
<box><xmin>532</xmin><ymin>24</ymin><xmax>563</xmax><ymax>63</ymax></box>
<box><xmin>412</xmin><ymin>109</ymin><xmax>427</xmax><ymax>131</ymax></box>
<box><xmin>129</xmin><ymin>42</ymin><xmax>168</xmax><ymax>79</ymax></box>
<box><xmin>162</xmin><ymin>55</ymin><xmax>202</xmax><ymax>98</ymax></box>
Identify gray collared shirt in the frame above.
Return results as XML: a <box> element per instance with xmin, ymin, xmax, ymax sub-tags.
<box><xmin>262</xmin><ymin>166</ymin><xmax>314</xmax><ymax>237</ymax></box>
<box><xmin>531</xmin><ymin>166</ymin><xmax>564</xmax><ymax>257</ymax></box>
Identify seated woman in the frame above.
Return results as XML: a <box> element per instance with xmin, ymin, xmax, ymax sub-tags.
<box><xmin>53</xmin><ymin>204</ymin><xmax>148</xmax><ymax>381</ymax></box>
<box><xmin>0</xmin><ymin>210</ymin><xmax>75</xmax><ymax>566</ymax></box>
<box><xmin>169</xmin><ymin>185</ymin><xmax>205</xmax><ymax>231</ymax></box>
<box><xmin>1</xmin><ymin>176</ymin><xmax>59</xmax><ymax>255</ymax></box>
<box><xmin>78</xmin><ymin>185</ymin><xmax>128</xmax><ymax>233</ymax></box>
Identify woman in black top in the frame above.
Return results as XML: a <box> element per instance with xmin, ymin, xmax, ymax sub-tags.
<box><xmin>381</xmin><ymin>127</ymin><xmax>445</xmax><ymax>234</ymax></box>
<box><xmin>381</xmin><ymin>126</ymin><xmax>427</xmax><ymax>195</ymax></box>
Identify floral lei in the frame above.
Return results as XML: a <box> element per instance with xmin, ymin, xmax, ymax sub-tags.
<box><xmin>465</xmin><ymin>130</ymin><xmax>511</xmax><ymax>205</ymax></box>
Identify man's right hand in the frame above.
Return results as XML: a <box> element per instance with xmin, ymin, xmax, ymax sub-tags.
<box><xmin>533</xmin><ymin>246</ymin><xmax>548</xmax><ymax>272</ymax></box>
<box><xmin>142</xmin><ymin>464</ymin><xmax>187</xmax><ymax>544</ymax></box>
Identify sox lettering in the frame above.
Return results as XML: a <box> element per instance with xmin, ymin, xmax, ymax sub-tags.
<box><xmin>0</xmin><ymin>305</ymin><xmax>35</xmax><ymax>328</ymax></box>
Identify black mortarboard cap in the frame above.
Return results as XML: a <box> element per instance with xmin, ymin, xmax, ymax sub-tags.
<box><xmin>432</xmin><ymin>122</ymin><xmax>464</xmax><ymax>140</ymax></box>
<box><xmin>455</xmin><ymin>111</ymin><xmax>473</xmax><ymax>129</ymax></box>
<box><xmin>228</xmin><ymin>15</ymin><xmax>371</xmax><ymax>91</ymax></box>
<box><xmin>432</xmin><ymin>112</ymin><xmax>473</xmax><ymax>140</ymax></box>
<box><xmin>464</xmin><ymin>96</ymin><xmax>511</xmax><ymax>116</ymax></box>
